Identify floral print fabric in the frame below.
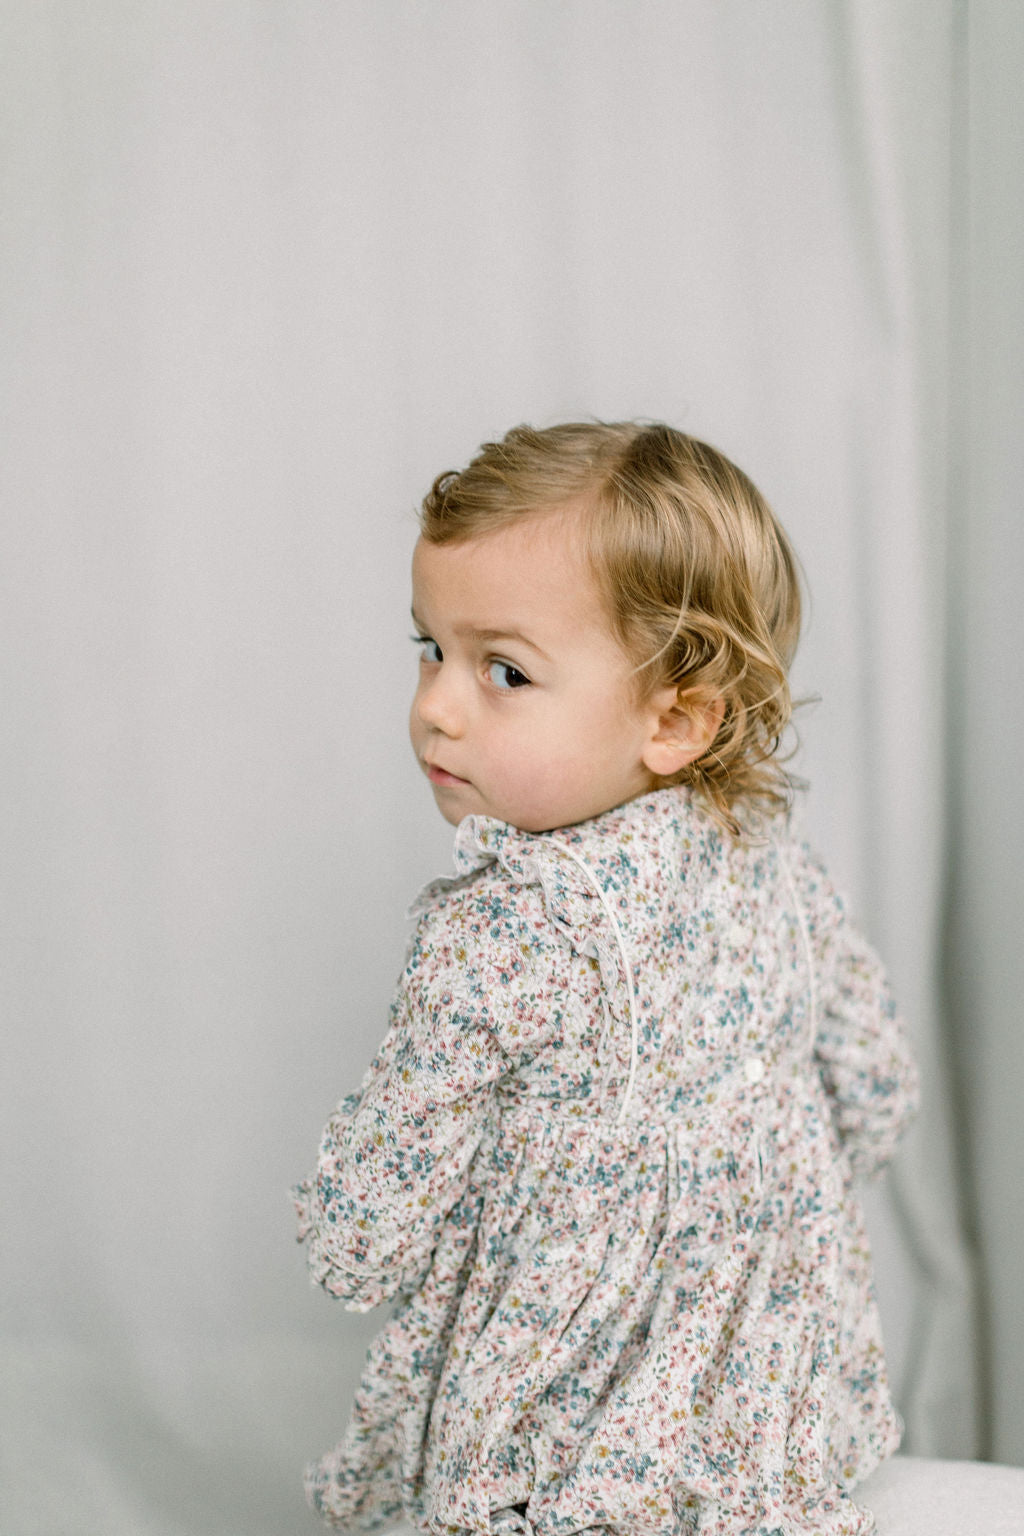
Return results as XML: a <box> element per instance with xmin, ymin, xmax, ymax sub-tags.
<box><xmin>293</xmin><ymin>788</ymin><xmax>919</xmax><ymax>1535</ymax></box>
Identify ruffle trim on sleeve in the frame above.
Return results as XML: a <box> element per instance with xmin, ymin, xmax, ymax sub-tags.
<box><xmin>292</xmin><ymin>1175</ymin><xmax>422</xmax><ymax>1312</ymax></box>
<box><xmin>292</xmin><ymin>1086</ymin><xmax>432</xmax><ymax>1313</ymax></box>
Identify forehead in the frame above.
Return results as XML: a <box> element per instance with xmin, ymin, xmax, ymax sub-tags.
<box><xmin>411</xmin><ymin>513</ymin><xmax>608</xmax><ymax>639</ymax></box>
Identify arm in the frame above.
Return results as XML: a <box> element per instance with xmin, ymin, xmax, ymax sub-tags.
<box><xmin>791</xmin><ymin>842</ymin><xmax>920</xmax><ymax>1181</ymax></box>
<box><xmin>293</xmin><ymin>883</ymin><xmax>545</xmax><ymax>1309</ymax></box>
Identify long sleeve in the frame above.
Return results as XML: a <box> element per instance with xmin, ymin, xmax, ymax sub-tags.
<box><xmin>792</xmin><ymin>842</ymin><xmax>920</xmax><ymax>1181</ymax></box>
<box><xmin>293</xmin><ymin>879</ymin><xmax>551</xmax><ymax>1311</ymax></box>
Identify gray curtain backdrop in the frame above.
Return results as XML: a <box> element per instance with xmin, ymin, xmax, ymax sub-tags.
<box><xmin>2</xmin><ymin>4</ymin><xmax>1020</xmax><ymax>1533</ymax></box>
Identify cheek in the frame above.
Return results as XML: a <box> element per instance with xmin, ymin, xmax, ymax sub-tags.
<box><xmin>408</xmin><ymin>696</ymin><xmax>424</xmax><ymax>747</ymax></box>
<box><xmin>498</xmin><ymin>718</ymin><xmax>589</xmax><ymax>787</ymax></box>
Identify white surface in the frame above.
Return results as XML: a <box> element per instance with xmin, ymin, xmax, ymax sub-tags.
<box><xmin>858</xmin><ymin>1457</ymin><xmax>1024</xmax><ymax>1536</ymax></box>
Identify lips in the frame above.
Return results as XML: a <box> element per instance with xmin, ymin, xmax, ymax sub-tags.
<box><xmin>425</xmin><ymin>762</ymin><xmax>469</xmax><ymax>787</ymax></box>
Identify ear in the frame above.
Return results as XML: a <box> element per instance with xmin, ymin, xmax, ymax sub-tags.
<box><xmin>641</xmin><ymin>687</ymin><xmax>726</xmax><ymax>778</ymax></box>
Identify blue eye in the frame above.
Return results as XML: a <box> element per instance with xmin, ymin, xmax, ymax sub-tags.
<box><xmin>487</xmin><ymin>659</ymin><xmax>530</xmax><ymax>690</ymax></box>
<box><xmin>413</xmin><ymin>635</ymin><xmax>442</xmax><ymax>664</ymax></box>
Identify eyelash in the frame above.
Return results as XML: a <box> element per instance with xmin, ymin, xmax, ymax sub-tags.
<box><xmin>411</xmin><ymin>633</ymin><xmax>442</xmax><ymax>663</ymax></box>
<box><xmin>410</xmin><ymin>635</ymin><xmax>532</xmax><ymax>690</ymax></box>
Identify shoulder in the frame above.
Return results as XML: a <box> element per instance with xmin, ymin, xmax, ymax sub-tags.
<box><xmin>404</xmin><ymin>838</ymin><xmax>555</xmax><ymax>1002</ymax></box>
<box><xmin>771</xmin><ymin>825</ymin><xmax>850</xmax><ymax>931</ymax></box>
<box><xmin>412</xmin><ymin>859</ymin><xmax>549</xmax><ymax>958</ymax></box>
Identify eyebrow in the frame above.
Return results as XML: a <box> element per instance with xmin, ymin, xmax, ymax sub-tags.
<box><xmin>410</xmin><ymin>609</ymin><xmax>552</xmax><ymax>663</ymax></box>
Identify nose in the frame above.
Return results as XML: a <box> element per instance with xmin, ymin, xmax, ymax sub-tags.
<box><xmin>414</xmin><ymin>667</ymin><xmax>464</xmax><ymax>738</ymax></box>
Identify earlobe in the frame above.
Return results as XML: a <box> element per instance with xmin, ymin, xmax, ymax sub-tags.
<box><xmin>642</xmin><ymin>692</ymin><xmax>726</xmax><ymax>778</ymax></box>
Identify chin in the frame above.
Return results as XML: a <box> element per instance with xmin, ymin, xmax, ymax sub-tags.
<box><xmin>427</xmin><ymin>786</ymin><xmax>473</xmax><ymax>826</ymax></box>
<box><xmin>430</xmin><ymin>796</ymin><xmax>464</xmax><ymax>827</ymax></box>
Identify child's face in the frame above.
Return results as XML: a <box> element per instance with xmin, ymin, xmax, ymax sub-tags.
<box><xmin>409</xmin><ymin>510</ymin><xmax>670</xmax><ymax>832</ymax></box>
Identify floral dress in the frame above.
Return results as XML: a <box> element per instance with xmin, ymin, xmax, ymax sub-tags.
<box><xmin>293</xmin><ymin>788</ymin><xmax>919</xmax><ymax>1536</ymax></box>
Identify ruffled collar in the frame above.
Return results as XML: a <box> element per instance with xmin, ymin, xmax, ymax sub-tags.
<box><xmin>409</xmin><ymin>788</ymin><xmax>706</xmax><ymax>1126</ymax></box>
<box><xmin>451</xmin><ymin>784</ymin><xmax>701</xmax><ymax>881</ymax></box>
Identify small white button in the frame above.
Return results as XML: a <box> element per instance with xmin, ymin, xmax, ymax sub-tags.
<box><xmin>743</xmin><ymin>1057</ymin><xmax>765</xmax><ymax>1085</ymax></box>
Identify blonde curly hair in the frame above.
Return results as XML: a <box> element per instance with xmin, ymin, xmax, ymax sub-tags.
<box><xmin>419</xmin><ymin>421</ymin><xmax>802</xmax><ymax>834</ymax></box>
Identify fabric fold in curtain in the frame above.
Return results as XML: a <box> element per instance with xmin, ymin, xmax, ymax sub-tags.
<box><xmin>829</xmin><ymin>1</ymin><xmax>980</xmax><ymax>1456</ymax></box>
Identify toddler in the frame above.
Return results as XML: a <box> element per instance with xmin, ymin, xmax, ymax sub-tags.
<box><xmin>293</xmin><ymin>422</ymin><xmax>919</xmax><ymax>1536</ymax></box>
